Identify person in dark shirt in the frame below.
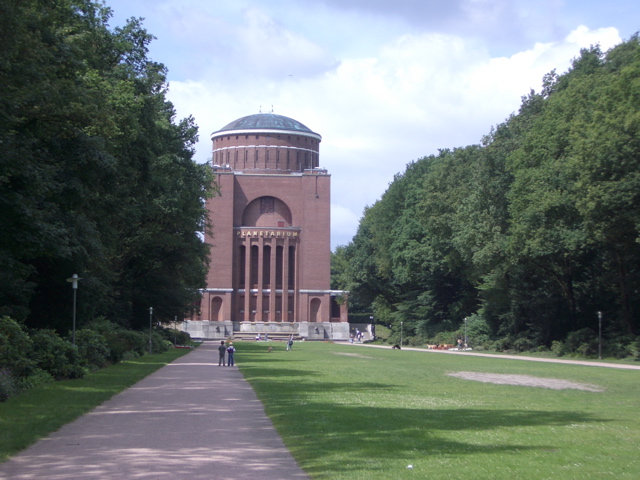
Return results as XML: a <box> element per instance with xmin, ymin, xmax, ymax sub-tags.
<box><xmin>218</xmin><ymin>340</ymin><xmax>227</xmax><ymax>366</ymax></box>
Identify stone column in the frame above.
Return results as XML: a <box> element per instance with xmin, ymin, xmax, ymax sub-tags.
<box><xmin>244</xmin><ymin>241</ymin><xmax>251</xmax><ymax>321</ymax></box>
<box><xmin>256</xmin><ymin>238</ymin><xmax>264</xmax><ymax>322</ymax></box>
<box><xmin>282</xmin><ymin>237</ymin><xmax>289</xmax><ymax>322</ymax></box>
<box><xmin>269</xmin><ymin>240</ymin><xmax>277</xmax><ymax>322</ymax></box>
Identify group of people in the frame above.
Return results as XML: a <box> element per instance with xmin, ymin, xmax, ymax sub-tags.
<box><xmin>218</xmin><ymin>340</ymin><xmax>236</xmax><ymax>366</ymax></box>
<box><xmin>349</xmin><ymin>329</ymin><xmax>365</xmax><ymax>344</ymax></box>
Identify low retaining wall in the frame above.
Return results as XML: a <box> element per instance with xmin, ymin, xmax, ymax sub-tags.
<box><xmin>180</xmin><ymin>320</ymin><xmax>350</xmax><ymax>341</ymax></box>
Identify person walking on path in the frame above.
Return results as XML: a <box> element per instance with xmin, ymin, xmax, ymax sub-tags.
<box><xmin>227</xmin><ymin>342</ymin><xmax>236</xmax><ymax>366</ymax></box>
<box><xmin>218</xmin><ymin>340</ymin><xmax>227</xmax><ymax>366</ymax></box>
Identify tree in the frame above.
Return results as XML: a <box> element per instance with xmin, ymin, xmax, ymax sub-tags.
<box><xmin>0</xmin><ymin>0</ymin><xmax>214</xmax><ymax>330</ymax></box>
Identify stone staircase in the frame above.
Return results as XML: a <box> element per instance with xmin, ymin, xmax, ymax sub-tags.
<box><xmin>230</xmin><ymin>332</ymin><xmax>302</xmax><ymax>342</ymax></box>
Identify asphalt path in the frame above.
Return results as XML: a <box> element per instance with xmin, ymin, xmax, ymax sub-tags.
<box><xmin>0</xmin><ymin>342</ymin><xmax>308</xmax><ymax>480</ymax></box>
<box><xmin>347</xmin><ymin>342</ymin><xmax>640</xmax><ymax>370</ymax></box>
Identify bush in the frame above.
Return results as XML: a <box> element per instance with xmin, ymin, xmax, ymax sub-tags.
<box><xmin>0</xmin><ymin>368</ymin><xmax>17</xmax><ymax>401</ymax></box>
<box><xmin>432</xmin><ymin>331</ymin><xmax>457</xmax><ymax>345</ymax></box>
<box><xmin>74</xmin><ymin>329</ymin><xmax>111</xmax><ymax>370</ymax></box>
<box><xmin>29</xmin><ymin>329</ymin><xmax>86</xmax><ymax>380</ymax></box>
<box><xmin>122</xmin><ymin>350</ymin><xmax>141</xmax><ymax>361</ymax></box>
<box><xmin>0</xmin><ymin>316</ymin><xmax>35</xmax><ymax>379</ymax></box>
<box><xmin>465</xmin><ymin>314</ymin><xmax>491</xmax><ymax>346</ymax></box>
<box><xmin>513</xmin><ymin>337</ymin><xmax>534</xmax><ymax>352</ymax></box>
<box><xmin>150</xmin><ymin>331</ymin><xmax>170</xmax><ymax>354</ymax></box>
<box><xmin>106</xmin><ymin>330</ymin><xmax>147</xmax><ymax>362</ymax></box>
<box><xmin>16</xmin><ymin>368</ymin><xmax>54</xmax><ymax>392</ymax></box>
<box><xmin>551</xmin><ymin>340</ymin><xmax>565</xmax><ymax>356</ymax></box>
<box><xmin>628</xmin><ymin>339</ymin><xmax>640</xmax><ymax>361</ymax></box>
<box><xmin>408</xmin><ymin>335</ymin><xmax>427</xmax><ymax>347</ymax></box>
<box><xmin>491</xmin><ymin>336</ymin><xmax>513</xmax><ymax>352</ymax></box>
<box><xmin>565</xmin><ymin>328</ymin><xmax>596</xmax><ymax>354</ymax></box>
<box><xmin>155</xmin><ymin>326</ymin><xmax>191</xmax><ymax>346</ymax></box>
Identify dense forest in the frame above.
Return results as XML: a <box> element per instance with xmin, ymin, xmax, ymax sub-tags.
<box><xmin>334</xmin><ymin>35</ymin><xmax>640</xmax><ymax>357</ymax></box>
<box><xmin>0</xmin><ymin>0</ymin><xmax>213</xmax><ymax>332</ymax></box>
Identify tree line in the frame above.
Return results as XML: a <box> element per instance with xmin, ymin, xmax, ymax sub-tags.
<box><xmin>335</xmin><ymin>35</ymin><xmax>640</xmax><ymax>357</ymax></box>
<box><xmin>0</xmin><ymin>0</ymin><xmax>214</xmax><ymax>333</ymax></box>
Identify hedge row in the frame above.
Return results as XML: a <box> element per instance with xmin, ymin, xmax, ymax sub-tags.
<box><xmin>0</xmin><ymin>316</ymin><xmax>187</xmax><ymax>401</ymax></box>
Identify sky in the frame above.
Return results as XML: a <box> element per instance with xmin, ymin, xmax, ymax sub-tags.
<box><xmin>105</xmin><ymin>0</ymin><xmax>638</xmax><ymax>249</ymax></box>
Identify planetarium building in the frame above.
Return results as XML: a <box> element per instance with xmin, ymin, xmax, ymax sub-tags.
<box><xmin>183</xmin><ymin>113</ymin><xmax>349</xmax><ymax>341</ymax></box>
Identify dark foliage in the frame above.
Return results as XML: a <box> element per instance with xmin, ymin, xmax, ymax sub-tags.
<box><xmin>339</xmin><ymin>35</ymin><xmax>640</xmax><ymax>353</ymax></box>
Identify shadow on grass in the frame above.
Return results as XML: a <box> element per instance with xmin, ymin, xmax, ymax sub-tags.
<box><xmin>235</xmin><ymin>342</ymin><xmax>615</xmax><ymax>476</ymax></box>
<box><xmin>275</xmin><ymin>400</ymin><xmax>611</xmax><ymax>476</ymax></box>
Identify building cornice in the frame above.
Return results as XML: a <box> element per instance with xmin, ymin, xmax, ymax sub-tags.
<box><xmin>211</xmin><ymin>128</ymin><xmax>321</xmax><ymax>142</ymax></box>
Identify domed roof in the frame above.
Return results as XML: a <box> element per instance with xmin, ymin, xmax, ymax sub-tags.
<box><xmin>213</xmin><ymin>113</ymin><xmax>319</xmax><ymax>137</ymax></box>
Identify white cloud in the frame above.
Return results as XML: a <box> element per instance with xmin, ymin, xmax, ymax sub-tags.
<box><xmin>166</xmin><ymin>23</ymin><xmax>622</xmax><ymax>249</ymax></box>
<box><xmin>236</xmin><ymin>8</ymin><xmax>338</xmax><ymax>78</ymax></box>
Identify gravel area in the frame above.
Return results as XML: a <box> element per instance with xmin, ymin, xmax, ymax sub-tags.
<box><xmin>447</xmin><ymin>371</ymin><xmax>605</xmax><ymax>392</ymax></box>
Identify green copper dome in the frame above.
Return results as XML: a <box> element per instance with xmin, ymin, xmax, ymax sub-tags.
<box><xmin>214</xmin><ymin>113</ymin><xmax>319</xmax><ymax>136</ymax></box>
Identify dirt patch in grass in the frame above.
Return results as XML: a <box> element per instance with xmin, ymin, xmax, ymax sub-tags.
<box><xmin>448</xmin><ymin>371</ymin><xmax>605</xmax><ymax>392</ymax></box>
<box><xmin>334</xmin><ymin>352</ymin><xmax>374</xmax><ymax>359</ymax></box>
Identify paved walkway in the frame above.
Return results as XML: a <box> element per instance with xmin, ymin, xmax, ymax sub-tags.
<box><xmin>0</xmin><ymin>342</ymin><xmax>308</xmax><ymax>480</ymax></box>
<box><xmin>348</xmin><ymin>343</ymin><xmax>640</xmax><ymax>370</ymax></box>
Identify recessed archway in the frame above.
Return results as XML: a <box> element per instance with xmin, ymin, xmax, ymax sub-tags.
<box><xmin>242</xmin><ymin>196</ymin><xmax>292</xmax><ymax>227</ymax></box>
<box><xmin>211</xmin><ymin>296</ymin><xmax>223</xmax><ymax>322</ymax></box>
<box><xmin>310</xmin><ymin>298</ymin><xmax>321</xmax><ymax>323</ymax></box>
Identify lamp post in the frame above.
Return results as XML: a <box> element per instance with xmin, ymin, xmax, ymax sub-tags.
<box><xmin>400</xmin><ymin>321</ymin><xmax>403</xmax><ymax>347</ymax></box>
<box><xmin>149</xmin><ymin>307</ymin><xmax>153</xmax><ymax>355</ymax></box>
<box><xmin>464</xmin><ymin>317</ymin><xmax>468</xmax><ymax>348</ymax></box>
<box><xmin>370</xmin><ymin>315</ymin><xmax>375</xmax><ymax>340</ymax></box>
<box><xmin>66</xmin><ymin>274</ymin><xmax>81</xmax><ymax>346</ymax></box>
<box><xmin>174</xmin><ymin>316</ymin><xmax>177</xmax><ymax>345</ymax></box>
<box><xmin>597</xmin><ymin>311</ymin><xmax>602</xmax><ymax>360</ymax></box>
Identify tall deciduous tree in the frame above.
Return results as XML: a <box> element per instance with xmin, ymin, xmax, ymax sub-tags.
<box><xmin>341</xmin><ymin>35</ymin><xmax>640</xmax><ymax>345</ymax></box>
<box><xmin>0</xmin><ymin>0</ymin><xmax>214</xmax><ymax>330</ymax></box>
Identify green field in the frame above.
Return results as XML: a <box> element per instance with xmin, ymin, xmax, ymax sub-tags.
<box><xmin>238</xmin><ymin>341</ymin><xmax>640</xmax><ymax>480</ymax></box>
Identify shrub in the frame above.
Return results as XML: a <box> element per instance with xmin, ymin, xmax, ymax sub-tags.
<box><xmin>155</xmin><ymin>326</ymin><xmax>191</xmax><ymax>346</ymax></box>
<box><xmin>155</xmin><ymin>327</ymin><xmax>191</xmax><ymax>345</ymax></box>
<box><xmin>628</xmin><ymin>339</ymin><xmax>640</xmax><ymax>360</ymax></box>
<box><xmin>491</xmin><ymin>336</ymin><xmax>513</xmax><ymax>352</ymax></box>
<box><xmin>16</xmin><ymin>368</ymin><xmax>54</xmax><ymax>392</ymax></box>
<box><xmin>0</xmin><ymin>368</ymin><xmax>17</xmax><ymax>401</ymax></box>
<box><xmin>565</xmin><ymin>328</ymin><xmax>596</xmax><ymax>354</ymax></box>
<box><xmin>150</xmin><ymin>331</ymin><xmax>170</xmax><ymax>354</ymax></box>
<box><xmin>0</xmin><ymin>316</ymin><xmax>35</xmax><ymax>379</ymax></box>
<box><xmin>432</xmin><ymin>331</ymin><xmax>457</xmax><ymax>345</ymax></box>
<box><xmin>106</xmin><ymin>330</ymin><xmax>147</xmax><ymax>362</ymax></box>
<box><xmin>513</xmin><ymin>337</ymin><xmax>534</xmax><ymax>352</ymax></box>
<box><xmin>122</xmin><ymin>350</ymin><xmax>140</xmax><ymax>361</ymax></box>
<box><xmin>74</xmin><ymin>329</ymin><xmax>111</xmax><ymax>370</ymax></box>
<box><xmin>575</xmin><ymin>341</ymin><xmax>597</xmax><ymax>357</ymax></box>
<box><xmin>465</xmin><ymin>314</ymin><xmax>491</xmax><ymax>345</ymax></box>
<box><xmin>29</xmin><ymin>329</ymin><xmax>85</xmax><ymax>380</ymax></box>
<box><xmin>551</xmin><ymin>340</ymin><xmax>565</xmax><ymax>356</ymax></box>
<box><xmin>408</xmin><ymin>335</ymin><xmax>427</xmax><ymax>347</ymax></box>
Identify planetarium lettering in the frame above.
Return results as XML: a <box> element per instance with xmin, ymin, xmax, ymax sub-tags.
<box><xmin>237</xmin><ymin>229</ymin><xmax>299</xmax><ymax>238</ymax></box>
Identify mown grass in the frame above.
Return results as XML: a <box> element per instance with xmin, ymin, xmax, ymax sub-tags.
<box><xmin>0</xmin><ymin>348</ymin><xmax>192</xmax><ymax>463</ymax></box>
<box><xmin>238</xmin><ymin>341</ymin><xmax>640</xmax><ymax>480</ymax></box>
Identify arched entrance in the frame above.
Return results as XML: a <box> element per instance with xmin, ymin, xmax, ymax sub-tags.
<box><xmin>211</xmin><ymin>296</ymin><xmax>223</xmax><ymax>322</ymax></box>
<box><xmin>310</xmin><ymin>298</ymin><xmax>321</xmax><ymax>323</ymax></box>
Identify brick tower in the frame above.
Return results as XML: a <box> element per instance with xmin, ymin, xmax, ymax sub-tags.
<box><xmin>184</xmin><ymin>113</ymin><xmax>349</xmax><ymax>340</ymax></box>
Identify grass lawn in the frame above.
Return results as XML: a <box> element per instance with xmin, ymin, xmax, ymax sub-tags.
<box><xmin>0</xmin><ymin>347</ymin><xmax>193</xmax><ymax>463</ymax></box>
<box><xmin>238</xmin><ymin>341</ymin><xmax>640</xmax><ymax>480</ymax></box>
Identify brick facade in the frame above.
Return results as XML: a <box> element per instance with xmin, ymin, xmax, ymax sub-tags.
<box><xmin>184</xmin><ymin>113</ymin><xmax>349</xmax><ymax>340</ymax></box>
